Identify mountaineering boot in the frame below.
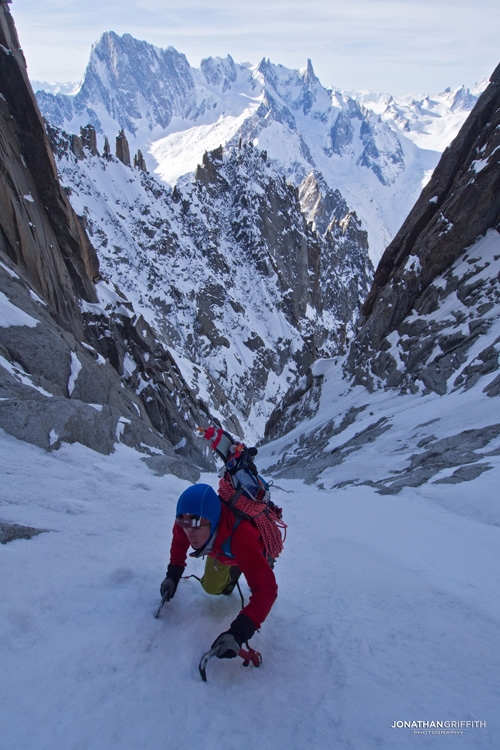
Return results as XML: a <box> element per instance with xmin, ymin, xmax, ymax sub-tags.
<box><xmin>221</xmin><ymin>566</ymin><xmax>242</xmax><ymax>596</ymax></box>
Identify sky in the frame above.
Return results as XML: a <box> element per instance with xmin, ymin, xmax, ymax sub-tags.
<box><xmin>11</xmin><ymin>0</ymin><xmax>499</xmax><ymax>96</ymax></box>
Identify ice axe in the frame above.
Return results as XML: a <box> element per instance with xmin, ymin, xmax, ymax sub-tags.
<box><xmin>154</xmin><ymin>591</ymin><xmax>171</xmax><ymax>619</ymax></box>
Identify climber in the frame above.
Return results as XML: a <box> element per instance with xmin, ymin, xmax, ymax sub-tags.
<box><xmin>160</xmin><ymin>483</ymin><xmax>278</xmax><ymax>659</ymax></box>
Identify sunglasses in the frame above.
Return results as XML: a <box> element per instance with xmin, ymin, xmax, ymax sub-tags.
<box><xmin>176</xmin><ymin>515</ymin><xmax>211</xmax><ymax>529</ymax></box>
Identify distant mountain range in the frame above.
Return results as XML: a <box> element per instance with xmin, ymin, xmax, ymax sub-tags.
<box><xmin>33</xmin><ymin>31</ymin><xmax>487</xmax><ymax>265</ymax></box>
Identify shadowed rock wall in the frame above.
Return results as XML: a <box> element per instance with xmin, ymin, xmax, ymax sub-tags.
<box><xmin>0</xmin><ymin>6</ymin><xmax>99</xmax><ymax>335</ymax></box>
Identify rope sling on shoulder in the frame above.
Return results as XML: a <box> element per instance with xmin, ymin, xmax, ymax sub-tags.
<box><xmin>218</xmin><ymin>477</ymin><xmax>286</xmax><ymax>560</ymax></box>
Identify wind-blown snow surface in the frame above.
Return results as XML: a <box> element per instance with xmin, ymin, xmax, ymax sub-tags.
<box><xmin>1</xmin><ymin>409</ymin><xmax>499</xmax><ymax>748</ymax></box>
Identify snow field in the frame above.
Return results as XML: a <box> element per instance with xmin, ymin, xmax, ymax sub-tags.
<box><xmin>1</xmin><ymin>429</ymin><xmax>499</xmax><ymax>749</ymax></box>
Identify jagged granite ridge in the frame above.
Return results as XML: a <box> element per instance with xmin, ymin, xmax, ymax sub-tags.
<box><xmin>45</xmin><ymin>123</ymin><xmax>372</xmax><ymax>438</ymax></box>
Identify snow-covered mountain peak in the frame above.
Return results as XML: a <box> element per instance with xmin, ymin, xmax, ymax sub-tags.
<box><xmin>31</xmin><ymin>79</ymin><xmax>81</xmax><ymax>95</ymax></box>
<box><xmin>300</xmin><ymin>58</ymin><xmax>320</xmax><ymax>85</ymax></box>
<box><xmin>34</xmin><ymin>32</ymin><xmax>484</xmax><ymax>264</ymax></box>
<box><xmin>81</xmin><ymin>30</ymin><xmax>195</xmax><ymax>133</ymax></box>
<box><xmin>356</xmin><ymin>81</ymin><xmax>489</xmax><ymax>152</ymax></box>
<box><xmin>199</xmin><ymin>54</ymin><xmax>238</xmax><ymax>91</ymax></box>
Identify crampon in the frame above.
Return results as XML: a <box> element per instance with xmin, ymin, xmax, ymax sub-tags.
<box><xmin>198</xmin><ymin>644</ymin><xmax>262</xmax><ymax>682</ymax></box>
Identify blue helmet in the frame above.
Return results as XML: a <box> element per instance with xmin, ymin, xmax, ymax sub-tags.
<box><xmin>176</xmin><ymin>484</ymin><xmax>221</xmax><ymax>535</ymax></box>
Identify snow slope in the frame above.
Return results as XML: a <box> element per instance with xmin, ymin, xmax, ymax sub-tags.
<box><xmin>1</xmin><ymin>389</ymin><xmax>499</xmax><ymax>749</ymax></box>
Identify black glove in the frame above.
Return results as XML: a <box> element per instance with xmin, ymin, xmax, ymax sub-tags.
<box><xmin>159</xmin><ymin>564</ymin><xmax>184</xmax><ymax>601</ymax></box>
<box><xmin>211</xmin><ymin>632</ymin><xmax>241</xmax><ymax>659</ymax></box>
<box><xmin>211</xmin><ymin>613</ymin><xmax>256</xmax><ymax>659</ymax></box>
<box><xmin>160</xmin><ymin>577</ymin><xmax>176</xmax><ymax>601</ymax></box>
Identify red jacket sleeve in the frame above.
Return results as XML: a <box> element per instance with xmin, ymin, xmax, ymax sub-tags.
<box><xmin>229</xmin><ymin>521</ymin><xmax>278</xmax><ymax>630</ymax></box>
<box><xmin>169</xmin><ymin>522</ymin><xmax>190</xmax><ymax>568</ymax></box>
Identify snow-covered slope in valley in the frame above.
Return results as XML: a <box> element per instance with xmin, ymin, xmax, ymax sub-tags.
<box><xmin>34</xmin><ymin>32</ymin><xmax>485</xmax><ymax>264</ymax></box>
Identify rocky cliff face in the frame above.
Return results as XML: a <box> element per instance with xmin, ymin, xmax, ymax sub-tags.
<box><xmin>298</xmin><ymin>170</ymin><xmax>371</xmax><ymax>343</ymax></box>
<box><xmin>0</xmin><ymin>8</ymin><xmax>98</xmax><ymax>332</ymax></box>
<box><xmin>346</xmin><ymin>64</ymin><xmax>500</xmax><ymax>396</ymax></box>
<box><xmin>0</xmin><ymin>5</ymin><xmax>212</xmax><ymax>476</ymax></box>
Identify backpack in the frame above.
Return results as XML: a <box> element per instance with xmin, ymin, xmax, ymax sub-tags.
<box><xmin>197</xmin><ymin>426</ymin><xmax>287</xmax><ymax>560</ymax></box>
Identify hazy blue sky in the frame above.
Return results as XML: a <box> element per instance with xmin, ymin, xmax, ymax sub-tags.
<box><xmin>12</xmin><ymin>0</ymin><xmax>499</xmax><ymax>95</ymax></box>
